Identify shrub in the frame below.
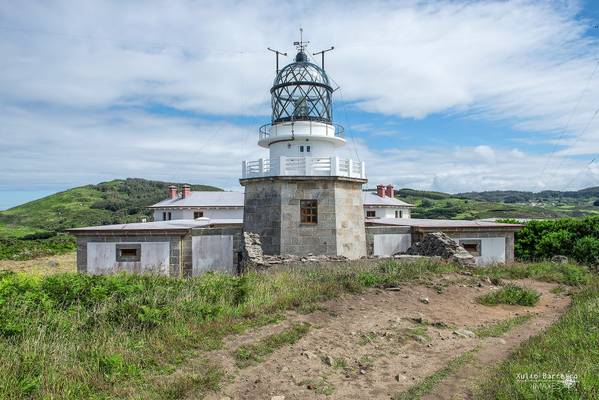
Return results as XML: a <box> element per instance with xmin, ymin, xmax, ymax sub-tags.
<box><xmin>573</xmin><ymin>236</ymin><xmax>599</xmax><ymax>266</ymax></box>
<box><xmin>477</xmin><ymin>284</ymin><xmax>541</xmax><ymax>306</ymax></box>
<box><xmin>514</xmin><ymin>216</ymin><xmax>599</xmax><ymax>263</ymax></box>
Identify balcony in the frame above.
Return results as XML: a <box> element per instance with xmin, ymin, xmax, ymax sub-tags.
<box><xmin>258</xmin><ymin>121</ymin><xmax>345</xmax><ymax>147</ymax></box>
<box><xmin>241</xmin><ymin>156</ymin><xmax>366</xmax><ymax>180</ymax></box>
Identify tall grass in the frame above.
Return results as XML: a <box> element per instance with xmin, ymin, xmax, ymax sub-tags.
<box><xmin>0</xmin><ymin>258</ymin><xmax>455</xmax><ymax>399</ymax></box>
<box><xmin>478</xmin><ymin>279</ymin><xmax>599</xmax><ymax>399</ymax></box>
<box><xmin>0</xmin><ymin>260</ymin><xmax>592</xmax><ymax>399</ymax></box>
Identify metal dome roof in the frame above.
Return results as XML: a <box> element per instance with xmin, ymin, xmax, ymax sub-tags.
<box><xmin>270</xmin><ymin>52</ymin><xmax>333</xmax><ymax>124</ymax></box>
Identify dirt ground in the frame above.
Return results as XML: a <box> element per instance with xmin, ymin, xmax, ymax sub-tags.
<box><xmin>0</xmin><ymin>252</ymin><xmax>76</xmax><ymax>274</ymax></box>
<box><xmin>198</xmin><ymin>275</ymin><xmax>570</xmax><ymax>400</ymax></box>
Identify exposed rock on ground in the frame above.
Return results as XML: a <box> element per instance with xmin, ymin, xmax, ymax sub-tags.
<box><xmin>406</xmin><ymin>232</ymin><xmax>475</xmax><ymax>266</ymax></box>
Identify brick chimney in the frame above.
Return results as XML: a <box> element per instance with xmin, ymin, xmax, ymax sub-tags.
<box><xmin>376</xmin><ymin>184</ymin><xmax>386</xmax><ymax>197</ymax></box>
<box><xmin>182</xmin><ymin>184</ymin><xmax>191</xmax><ymax>199</ymax></box>
<box><xmin>385</xmin><ymin>184</ymin><xmax>394</xmax><ymax>198</ymax></box>
<box><xmin>168</xmin><ymin>185</ymin><xmax>178</xmax><ymax>199</ymax></box>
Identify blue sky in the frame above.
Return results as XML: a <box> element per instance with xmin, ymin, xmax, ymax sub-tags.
<box><xmin>1</xmin><ymin>0</ymin><xmax>599</xmax><ymax>210</ymax></box>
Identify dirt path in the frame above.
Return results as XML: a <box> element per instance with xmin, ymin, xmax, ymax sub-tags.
<box><xmin>197</xmin><ymin>275</ymin><xmax>570</xmax><ymax>400</ymax></box>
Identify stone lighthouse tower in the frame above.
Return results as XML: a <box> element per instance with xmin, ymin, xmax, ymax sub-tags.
<box><xmin>240</xmin><ymin>37</ymin><xmax>367</xmax><ymax>259</ymax></box>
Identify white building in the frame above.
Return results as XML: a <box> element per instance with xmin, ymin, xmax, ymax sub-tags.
<box><xmin>363</xmin><ymin>185</ymin><xmax>413</xmax><ymax>219</ymax></box>
<box><xmin>150</xmin><ymin>185</ymin><xmax>244</xmax><ymax>221</ymax></box>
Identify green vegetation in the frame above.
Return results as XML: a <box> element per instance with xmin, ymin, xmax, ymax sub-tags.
<box><xmin>513</xmin><ymin>216</ymin><xmax>599</xmax><ymax>264</ymax></box>
<box><xmin>0</xmin><ymin>258</ymin><xmax>458</xmax><ymax>399</ymax></box>
<box><xmin>393</xmin><ymin>186</ymin><xmax>599</xmax><ymax>220</ymax></box>
<box><xmin>0</xmin><ymin>259</ymin><xmax>594</xmax><ymax>398</ymax></box>
<box><xmin>233</xmin><ymin>322</ymin><xmax>310</xmax><ymax>368</ymax></box>
<box><xmin>0</xmin><ymin>178</ymin><xmax>220</xmax><ymax>260</ymax></box>
<box><xmin>477</xmin><ymin>284</ymin><xmax>541</xmax><ymax>306</ymax></box>
<box><xmin>472</xmin><ymin>262</ymin><xmax>591</xmax><ymax>286</ymax></box>
<box><xmin>473</xmin><ymin>315</ymin><xmax>533</xmax><ymax>338</ymax></box>
<box><xmin>300</xmin><ymin>377</ymin><xmax>336</xmax><ymax>395</ymax></box>
<box><xmin>392</xmin><ymin>348</ymin><xmax>479</xmax><ymax>400</ymax></box>
<box><xmin>479</xmin><ymin>280</ymin><xmax>599</xmax><ymax>399</ymax></box>
<box><xmin>394</xmin><ymin>188</ymin><xmax>599</xmax><ymax>220</ymax></box>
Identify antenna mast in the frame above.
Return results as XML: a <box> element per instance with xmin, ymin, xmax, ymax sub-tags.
<box><xmin>267</xmin><ymin>47</ymin><xmax>288</xmax><ymax>73</ymax></box>
<box><xmin>313</xmin><ymin>46</ymin><xmax>334</xmax><ymax>69</ymax></box>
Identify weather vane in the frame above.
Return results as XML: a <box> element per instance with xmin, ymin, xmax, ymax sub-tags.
<box><xmin>293</xmin><ymin>27</ymin><xmax>310</xmax><ymax>52</ymax></box>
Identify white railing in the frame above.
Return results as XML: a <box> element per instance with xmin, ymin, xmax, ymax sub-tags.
<box><xmin>242</xmin><ymin>157</ymin><xmax>366</xmax><ymax>179</ymax></box>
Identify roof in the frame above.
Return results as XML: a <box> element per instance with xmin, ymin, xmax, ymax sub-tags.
<box><xmin>67</xmin><ymin>218</ymin><xmax>243</xmax><ymax>234</ymax></box>
<box><xmin>149</xmin><ymin>191</ymin><xmax>244</xmax><ymax>208</ymax></box>
<box><xmin>363</xmin><ymin>191</ymin><xmax>414</xmax><ymax>207</ymax></box>
<box><xmin>366</xmin><ymin>218</ymin><xmax>522</xmax><ymax>230</ymax></box>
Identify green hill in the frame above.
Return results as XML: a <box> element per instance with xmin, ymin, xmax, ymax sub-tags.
<box><xmin>0</xmin><ymin>178</ymin><xmax>220</xmax><ymax>260</ymax></box>
<box><xmin>395</xmin><ymin>188</ymin><xmax>599</xmax><ymax>220</ymax></box>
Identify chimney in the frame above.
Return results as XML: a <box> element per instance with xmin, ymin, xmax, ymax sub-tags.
<box><xmin>376</xmin><ymin>184</ymin><xmax>386</xmax><ymax>197</ymax></box>
<box><xmin>385</xmin><ymin>184</ymin><xmax>394</xmax><ymax>198</ymax></box>
<box><xmin>168</xmin><ymin>185</ymin><xmax>178</xmax><ymax>199</ymax></box>
<box><xmin>182</xmin><ymin>184</ymin><xmax>191</xmax><ymax>199</ymax></box>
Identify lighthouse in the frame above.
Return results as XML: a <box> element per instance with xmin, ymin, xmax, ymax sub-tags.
<box><xmin>240</xmin><ymin>35</ymin><xmax>367</xmax><ymax>258</ymax></box>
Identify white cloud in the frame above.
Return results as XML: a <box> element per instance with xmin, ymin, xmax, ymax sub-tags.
<box><xmin>0</xmin><ymin>0</ymin><xmax>598</xmax><ymax>198</ymax></box>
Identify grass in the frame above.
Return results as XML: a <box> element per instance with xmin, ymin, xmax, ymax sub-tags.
<box><xmin>477</xmin><ymin>284</ymin><xmax>541</xmax><ymax>306</ymax></box>
<box><xmin>472</xmin><ymin>262</ymin><xmax>591</xmax><ymax>286</ymax></box>
<box><xmin>300</xmin><ymin>377</ymin><xmax>335</xmax><ymax>395</ymax></box>
<box><xmin>0</xmin><ymin>258</ymin><xmax>458</xmax><ymax>399</ymax></box>
<box><xmin>233</xmin><ymin>322</ymin><xmax>310</xmax><ymax>368</ymax></box>
<box><xmin>392</xmin><ymin>348</ymin><xmax>479</xmax><ymax>400</ymax></box>
<box><xmin>478</xmin><ymin>279</ymin><xmax>599</xmax><ymax>399</ymax></box>
<box><xmin>0</xmin><ymin>260</ymin><xmax>592</xmax><ymax>399</ymax></box>
<box><xmin>473</xmin><ymin>315</ymin><xmax>533</xmax><ymax>338</ymax></box>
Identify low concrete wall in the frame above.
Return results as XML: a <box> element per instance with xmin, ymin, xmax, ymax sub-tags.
<box><xmin>186</xmin><ymin>225</ymin><xmax>243</xmax><ymax>277</ymax></box>
<box><xmin>365</xmin><ymin>226</ymin><xmax>411</xmax><ymax>256</ymax></box>
<box><xmin>75</xmin><ymin>234</ymin><xmax>182</xmax><ymax>276</ymax></box>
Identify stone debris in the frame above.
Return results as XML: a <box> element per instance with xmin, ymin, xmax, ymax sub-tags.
<box><xmin>322</xmin><ymin>355</ymin><xmax>335</xmax><ymax>366</ymax></box>
<box><xmin>271</xmin><ymin>396</ymin><xmax>286</xmax><ymax>400</ymax></box>
<box><xmin>405</xmin><ymin>232</ymin><xmax>475</xmax><ymax>266</ymax></box>
<box><xmin>551</xmin><ymin>255</ymin><xmax>569</xmax><ymax>264</ymax></box>
<box><xmin>241</xmin><ymin>232</ymin><xmax>349</xmax><ymax>271</ymax></box>
<box><xmin>241</xmin><ymin>232</ymin><xmax>266</xmax><ymax>271</ymax></box>
<box><xmin>453</xmin><ymin>329</ymin><xmax>476</xmax><ymax>338</ymax></box>
<box><xmin>420</xmin><ymin>297</ymin><xmax>430</xmax><ymax>304</ymax></box>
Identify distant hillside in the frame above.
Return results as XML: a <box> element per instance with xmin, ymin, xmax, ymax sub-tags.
<box><xmin>395</xmin><ymin>187</ymin><xmax>599</xmax><ymax>220</ymax></box>
<box><xmin>0</xmin><ymin>178</ymin><xmax>221</xmax><ymax>236</ymax></box>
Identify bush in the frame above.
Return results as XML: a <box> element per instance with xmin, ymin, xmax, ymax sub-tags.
<box><xmin>573</xmin><ymin>236</ymin><xmax>599</xmax><ymax>266</ymax></box>
<box><xmin>477</xmin><ymin>284</ymin><xmax>541</xmax><ymax>306</ymax></box>
<box><xmin>514</xmin><ymin>216</ymin><xmax>599</xmax><ymax>263</ymax></box>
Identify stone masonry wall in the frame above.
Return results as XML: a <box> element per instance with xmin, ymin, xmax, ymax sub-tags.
<box><xmin>241</xmin><ymin>176</ymin><xmax>367</xmax><ymax>258</ymax></box>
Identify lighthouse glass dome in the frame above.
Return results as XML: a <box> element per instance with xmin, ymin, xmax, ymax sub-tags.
<box><xmin>271</xmin><ymin>52</ymin><xmax>333</xmax><ymax>124</ymax></box>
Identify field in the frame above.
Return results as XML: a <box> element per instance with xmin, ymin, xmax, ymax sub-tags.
<box><xmin>0</xmin><ymin>258</ymin><xmax>596</xmax><ymax>399</ymax></box>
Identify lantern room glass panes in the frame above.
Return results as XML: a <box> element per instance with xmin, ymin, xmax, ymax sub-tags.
<box><xmin>271</xmin><ymin>59</ymin><xmax>333</xmax><ymax>124</ymax></box>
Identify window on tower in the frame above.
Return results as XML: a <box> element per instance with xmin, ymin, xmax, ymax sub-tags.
<box><xmin>366</xmin><ymin>210</ymin><xmax>376</xmax><ymax>218</ymax></box>
<box><xmin>300</xmin><ymin>146</ymin><xmax>304</xmax><ymax>152</ymax></box>
<box><xmin>300</xmin><ymin>200</ymin><xmax>318</xmax><ymax>224</ymax></box>
<box><xmin>307</xmin><ymin>145</ymin><xmax>311</xmax><ymax>152</ymax></box>
<box><xmin>194</xmin><ymin>211</ymin><xmax>204</xmax><ymax>219</ymax></box>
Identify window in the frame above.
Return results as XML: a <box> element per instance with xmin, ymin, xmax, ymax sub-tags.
<box><xmin>300</xmin><ymin>200</ymin><xmax>318</xmax><ymax>224</ymax></box>
<box><xmin>300</xmin><ymin>145</ymin><xmax>304</xmax><ymax>152</ymax></box>
<box><xmin>366</xmin><ymin>210</ymin><xmax>376</xmax><ymax>218</ymax></box>
<box><xmin>395</xmin><ymin>210</ymin><xmax>403</xmax><ymax>218</ymax></box>
<box><xmin>116</xmin><ymin>244</ymin><xmax>141</xmax><ymax>262</ymax></box>
<box><xmin>306</xmin><ymin>145</ymin><xmax>311</xmax><ymax>152</ymax></box>
<box><xmin>459</xmin><ymin>240</ymin><xmax>481</xmax><ymax>257</ymax></box>
<box><xmin>162</xmin><ymin>212</ymin><xmax>167</xmax><ymax>221</ymax></box>
<box><xmin>194</xmin><ymin>211</ymin><xmax>204</xmax><ymax>219</ymax></box>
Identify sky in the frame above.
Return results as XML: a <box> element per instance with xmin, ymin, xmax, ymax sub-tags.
<box><xmin>1</xmin><ymin>0</ymin><xmax>599</xmax><ymax>210</ymax></box>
